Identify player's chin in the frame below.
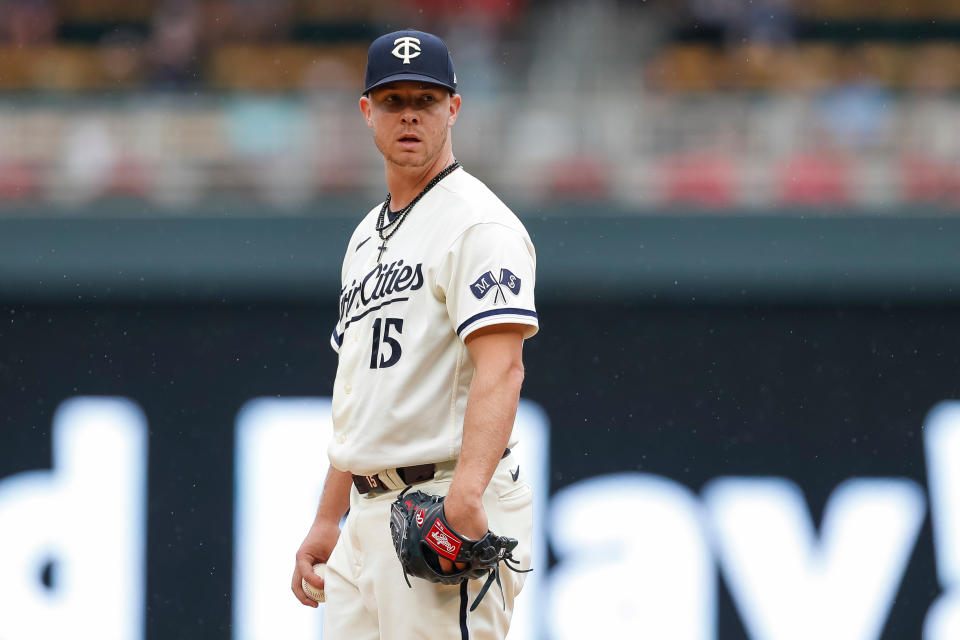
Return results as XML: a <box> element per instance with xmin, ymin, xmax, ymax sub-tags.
<box><xmin>389</xmin><ymin>151</ymin><xmax>429</xmax><ymax>167</ymax></box>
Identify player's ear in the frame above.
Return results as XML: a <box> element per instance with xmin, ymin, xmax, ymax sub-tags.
<box><xmin>359</xmin><ymin>94</ymin><xmax>373</xmax><ymax>127</ymax></box>
<box><xmin>447</xmin><ymin>93</ymin><xmax>461</xmax><ymax>127</ymax></box>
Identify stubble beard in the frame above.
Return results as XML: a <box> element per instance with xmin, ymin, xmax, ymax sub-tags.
<box><xmin>378</xmin><ymin>126</ymin><xmax>450</xmax><ymax>171</ymax></box>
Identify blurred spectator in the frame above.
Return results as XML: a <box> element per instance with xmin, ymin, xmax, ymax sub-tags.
<box><xmin>660</xmin><ymin>151</ymin><xmax>736</xmax><ymax>208</ymax></box>
<box><xmin>98</xmin><ymin>29</ymin><xmax>145</xmax><ymax>88</ymax></box>
<box><xmin>223</xmin><ymin>96</ymin><xmax>313</xmax><ymax>205</ymax></box>
<box><xmin>202</xmin><ymin>0</ymin><xmax>294</xmax><ymax>43</ymax></box>
<box><xmin>54</xmin><ymin>117</ymin><xmax>116</xmax><ymax>204</ymax></box>
<box><xmin>0</xmin><ymin>0</ymin><xmax>58</xmax><ymax>46</ymax></box>
<box><xmin>688</xmin><ymin>0</ymin><xmax>795</xmax><ymax>45</ymax></box>
<box><xmin>444</xmin><ymin>19</ymin><xmax>503</xmax><ymax>97</ymax></box>
<box><xmin>779</xmin><ymin>151</ymin><xmax>852</xmax><ymax>205</ymax></box>
<box><xmin>816</xmin><ymin>48</ymin><xmax>891</xmax><ymax>149</ymax></box>
<box><xmin>543</xmin><ymin>156</ymin><xmax>612</xmax><ymax>202</ymax></box>
<box><xmin>899</xmin><ymin>155</ymin><xmax>960</xmax><ymax>205</ymax></box>
<box><xmin>301</xmin><ymin>56</ymin><xmax>359</xmax><ymax>94</ymax></box>
<box><xmin>404</xmin><ymin>0</ymin><xmax>524</xmax><ymax>25</ymax></box>
<box><xmin>905</xmin><ymin>43</ymin><xmax>960</xmax><ymax>94</ymax></box>
<box><xmin>404</xmin><ymin>0</ymin><xmax>526</xmax><ymax>96</ymax></box>
<box><xmin>146</xmin><ymin>0</ymin><xmax>202</xmax><ymax>89</ymax></box>
<box><xmin>0</xmin><ymin>162</ymin><xmax>39</xmax><ymax>200</ymax></box>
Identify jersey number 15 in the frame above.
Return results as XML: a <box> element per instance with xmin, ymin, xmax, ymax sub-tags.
<box><xmin>370</xmin><ymin>317</ymin><xmax>403</xmax><ymax>369</ymax></box>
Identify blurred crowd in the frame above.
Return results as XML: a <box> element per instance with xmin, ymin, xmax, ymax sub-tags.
<box><xmin>0</xmin><ymin>0</ymin><xmax>526</xmax><ymax>91</ymax></box>
<box><xmin>0</xmin><ymin>0</ymin><xmax>958</xmax><ymax>210</ymax></box>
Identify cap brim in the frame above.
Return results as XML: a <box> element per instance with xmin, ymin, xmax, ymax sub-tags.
<box><xmin>364</xmin><ymin>72</ymin><xmax>456</xmax><ymax>94</ymax></box>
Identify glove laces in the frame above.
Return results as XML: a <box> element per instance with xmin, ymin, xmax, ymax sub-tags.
<box><xmin>470</xmin><ymin>548</ymin><xmax>532</xmax><ymax>612</ymax></box>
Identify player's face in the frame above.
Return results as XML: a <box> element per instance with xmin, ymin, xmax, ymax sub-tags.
<box><xmin>360</xmin><ymin>82</ymin><xmax>461</xmax><ymax>169</ymax></box>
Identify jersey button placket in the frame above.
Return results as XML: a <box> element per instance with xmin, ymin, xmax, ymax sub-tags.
<box><xmin>344</xmin><ymin>383</ymin><xmax>352</xmax><ymax>394</ymax></box>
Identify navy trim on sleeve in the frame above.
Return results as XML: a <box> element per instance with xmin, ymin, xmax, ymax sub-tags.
<box><xmin>455</xmin><ymin>308</ymin><xmax>538</xmax><ymax>337</ymax></box>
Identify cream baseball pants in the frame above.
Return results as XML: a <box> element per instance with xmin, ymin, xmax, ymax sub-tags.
<box><xmin>323</xmin><ymin>450</ymin><xmax>533</xmax><ymax>640</ymax></box>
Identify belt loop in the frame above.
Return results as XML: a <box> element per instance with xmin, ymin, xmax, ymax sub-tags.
<box><xmin>381</xmin><ymin>467</ymin><xmax>404</xmax><ymax>488</ymax></box>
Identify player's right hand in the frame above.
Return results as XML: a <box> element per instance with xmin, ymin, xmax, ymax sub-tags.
<box><xmin>292</xmin><ymin>520</ymin><xmax>340</xmax><ymax>607</ymax></box>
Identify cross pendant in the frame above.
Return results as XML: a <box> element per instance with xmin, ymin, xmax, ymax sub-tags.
<box><xmin>377</xmin><ymin>242</ymin><xmax>388</xmax><ymax>263</ymax></box>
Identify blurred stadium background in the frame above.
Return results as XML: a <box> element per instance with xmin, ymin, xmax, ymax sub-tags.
<box><xmin>0</xmin><ymin>0</ymin><xmax>958</xmax><ymax>211</ymax></box>
<box><xmin>2</xmin><ymin>2</ymin><xmax>960</xmax><ymax>640</ymax></box>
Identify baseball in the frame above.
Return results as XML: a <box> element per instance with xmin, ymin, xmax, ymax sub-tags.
<box><xmin>301</xmin><ymin>563</ymin><xmax>326</xmax><ymax>602</ymax></box>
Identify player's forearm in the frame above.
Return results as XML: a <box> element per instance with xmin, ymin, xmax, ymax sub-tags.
<box><xmin>313</xmin><ymin>465</ymin><xmax>353</xmax><ymax>527</ymax></box>
<box><xmin>448</xmin><ymin>362</ymin><xmax>524</xmax><ymax>503</ymax></box>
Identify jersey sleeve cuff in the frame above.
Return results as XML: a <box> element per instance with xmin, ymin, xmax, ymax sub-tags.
<box><xmin>456</xmin><ymin>308</ymin><xmax>539</xmax><ymax>341</ymax></box>
<box><xmin>330</xmin><ymin>329</ymin><xmax>342</xmax><ymax>353</ymax></box>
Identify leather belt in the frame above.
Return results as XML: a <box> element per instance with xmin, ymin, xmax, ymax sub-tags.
<box><xmin>352</xmin><ymin>448</ymin><xmax>511</xmax><ymax>495</ymax></box>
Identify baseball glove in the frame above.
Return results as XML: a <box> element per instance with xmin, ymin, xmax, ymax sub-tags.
<box><xmin>389</xmin><ymin>487</ymin><xmax>531</xmax><ymax>611</ymax></box>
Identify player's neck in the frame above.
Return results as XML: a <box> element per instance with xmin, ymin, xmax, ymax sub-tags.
<box><xmin>384</xmin><ymin>152</ymin><xmax>456</xmax><ymax>211</ymax></box>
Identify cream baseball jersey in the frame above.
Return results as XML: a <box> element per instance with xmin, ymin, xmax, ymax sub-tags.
<box><xmin>327</xmin><ymin>168</ymin><xmax>538</xmax><ymax>475</ymax></box>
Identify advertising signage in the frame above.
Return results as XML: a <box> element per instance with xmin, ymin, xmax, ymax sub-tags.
<box><xmin>1</xmin><ymin>302</ymin><xmax>958</xmax><ymax>638</ymax></box>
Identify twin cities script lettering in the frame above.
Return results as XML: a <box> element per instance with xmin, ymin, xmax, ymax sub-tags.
<box><xmin>339</xmin><ymin>260</ymin><xmax>425</xmax><ymax>325</ymax></box>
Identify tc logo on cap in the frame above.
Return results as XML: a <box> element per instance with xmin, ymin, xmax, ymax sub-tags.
<box><xmin>392</xmin><ymin>37</ymin><xmax>421</xmax><ymax>64</ymax></box>
<box><xmin>364</xmin><ymin>30</ymin><xmax>457</xmax><ymax>94</ymax></box>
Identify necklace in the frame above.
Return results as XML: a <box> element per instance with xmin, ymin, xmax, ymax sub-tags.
<box><xmin>375</xmin><ymin>160</ymin><xmax>461</xmax><ymax>263</ymax></box>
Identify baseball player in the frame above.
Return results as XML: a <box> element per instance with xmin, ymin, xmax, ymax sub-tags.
<box><xmin>291</xmin><ymin>30</ymin><xmax>538</xmax><ymax>639</ymax></box>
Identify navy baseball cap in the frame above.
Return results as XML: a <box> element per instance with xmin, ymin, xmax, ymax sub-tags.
<box><xmin>363</xmin><ymin>30</ymin><xmax>457</xmax><ymax>94</ymax></box>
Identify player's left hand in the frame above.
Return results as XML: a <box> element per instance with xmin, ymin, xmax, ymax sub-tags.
<box><xmin>437</xmin><ymin>493</ymin><xmax>487</xmax><ymax>572</ymax></box>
